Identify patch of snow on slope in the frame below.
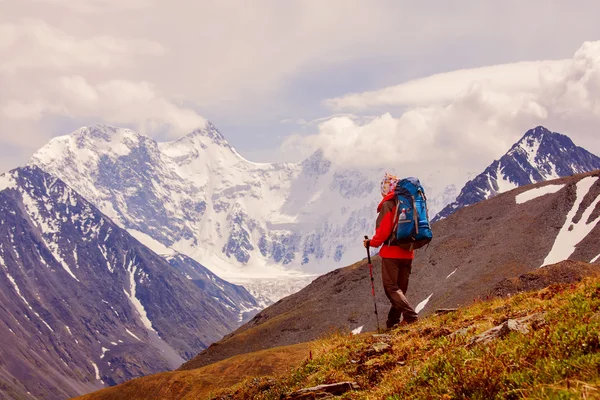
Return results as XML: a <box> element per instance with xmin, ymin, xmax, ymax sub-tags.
<box><xmin>542</xmin><ymin>177</ymin><xmax>600</xmax><ymax>267</ymax></box>
<box><xmin>125</xmin><ymin>328</ymin><xmax>141</xmax><ymax>341</ymax></box>
<box><xmin>415</xmin><ymin>293</ymin><xmax>433</xmax><ymax>314</ymax></box>
<box><xmin>100</xmin><ymin>347</ymin><xmax>109</xmax><ymax>359</ymax></box>
<box><xmin>123</xmin><ymin>258</ymin><xmax>155</xmax><ymax>332</ymax></box>
<box><xmin>2</xmin><ymin>259</ymin><xmax>54</xmax><ymax>332</ymax></box>
<box><xmin>520</xmin><ymin>135</ymin><xmax>541</xmax><ymax>167</ymax></box>
<box><xmin>98</xmin><ymin>245</ymin><xmax>113</xmax><ymax>272</ymax></box>
<box><xmin>591</xmin><ymin>254</ymin><xmax>600</xmax><ymax>263</ymax></box>
<box><xmin>127</xmin><ymin>229</ymin><xmax>175</xmax><ymax>255</ymax></box>
<box><xmin>516</xmin><ymin>184</ymin><xmax>565</xmax><ymax>204</ymax></box>
<box><xmin>20</xmin><ymin>191</ymin><xmax>80</xmax><ymax>281</ymax></box>
<box><xmin>91</xmin><ymin>362</ymin><xmax>103</xmax><ymax>383</ymax></box>
<box><xmin>5</xmin><ymin>271</ymin><xmax>33</xmax><ymax>309</ymax></box>
<box><xmin>495</xmin><ymin>165</ymin><xmax>519</xmax><ymax>193</ymax></box>
<box><xmin>446</xmin><ymin>268</ymin><xmax>457</xmax><ymax>279</ymax></box>
<box><xmin>351</xmin><ymin>325</ymin><xmax>364</xmax><ymax>335</ymax></box>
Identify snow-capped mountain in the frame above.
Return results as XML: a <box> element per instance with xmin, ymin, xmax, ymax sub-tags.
<box><xmin>29</xmin><ymin>124</ymin><xmax>390</xmax><ymax>301</ymax></box>
<box><xmin>0</xmin><ymin>165</ymin><xmax>259</xmax><ymax>399</ymax></box>
<box><xmin>29</xmin><ymin>124</ymin><xmax>599</xmax><ymax>303</ymax></box>
<box><xmin>434</xmin><ymin>126</ymin><xmax>600</xmax><ymax>222</ymax></box>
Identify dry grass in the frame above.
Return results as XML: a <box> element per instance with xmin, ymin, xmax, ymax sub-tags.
<box><xmin>74</xmin><ymin>342</ymin><xmax>312</xmax><ymax>400</ymax></box>
<box><xmin>212</xmin><ymin>279</ymin><xmax>600</xmax><ymax>399</ymax></box>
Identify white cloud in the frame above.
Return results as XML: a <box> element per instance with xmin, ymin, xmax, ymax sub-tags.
<box><xmin>0</xmin><ymin>19</ymin><xmax>164</xmax><ymax>73</ymax></box>
<box><xmin>30</xmin><ymin>0</ymin><xmax>151</xmax><ymax>13</ymax></box>
<box><xmin>324</xmin><ymin>60</ymin><xmax>570</xmax><ymax>111</ymax></box>
<box><xmin>285</xmin><ymin>41</ymin><xmax>600</xmax><ymax>197</ymax></box>
<box><xmin>2</xmin><ymin>76</ymin><xmax>207</xmax><ymax>139</ymax></box>
<box><xmin>3</xmin><ymin>1</ymin><xmax>600</xmax><ymax>175</ymax></box>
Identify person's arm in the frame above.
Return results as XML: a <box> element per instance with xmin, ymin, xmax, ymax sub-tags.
<box><xmin>369</xmin><ymin>202</ymin><xmax>395</xmax><ymax>247</ymax></box>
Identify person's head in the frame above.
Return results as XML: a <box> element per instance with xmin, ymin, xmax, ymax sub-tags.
<box><xmin>380</xmin><ymin>172</ymin><xmax>398</xmax><ymax>197</ymax></box>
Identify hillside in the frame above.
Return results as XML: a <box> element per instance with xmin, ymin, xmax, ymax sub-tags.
<box><xmin>74</xmin><ymin>261</ymin><xmax>600</xmax><ymax>399</ymax></box>
<box><xmin>74</xmin><ymin>343</ymin><xmax>311</xmax><ymax>400</ymax></box>
<box><xmin>177</xmin><ymin>170</ymin><xmax>600</xmax><ymax>371</ymax></box>
<box><xmin>0</xmin><ymin>166</ymin><xmax>258</xmax><ymax>399</ymax></box>
<box><xmin>212</xmin><ymin>270</ymin><xmax>600</xmax><ymax>399</ymax></box>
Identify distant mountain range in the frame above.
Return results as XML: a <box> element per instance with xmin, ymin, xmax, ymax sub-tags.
<box><xmin>0</xmin><ymin>166</ymin><xmax>259</xmax><ymax>400</ymax></box>
<box><xmin>434</xmin><ymin>126</ymin><xmax>600</xmax><ymax>221</ymax></box>
<box><xmin>29</xmin><ymin>124</ymin><xmax>600</xmax><ymax>304</ymax></box>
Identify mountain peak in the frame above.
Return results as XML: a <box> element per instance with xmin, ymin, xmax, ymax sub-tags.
<box><xmin>524</xmin><ymin>125</ymin><xmax>551</xmax><ymax>138</ymax></box>
<box><xmin>434</xmin><ymin>126</ymin><xmax>600</xmax><ymax>222</ymax></box>
<box><xmin>178</xmin><ymin>120</ymin><xmax>232</xmax><ymax>149</ymax></box>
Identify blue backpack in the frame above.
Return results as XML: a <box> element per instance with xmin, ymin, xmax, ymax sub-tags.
<box><xmin>389</xmin><ymin>177</ymin><xmax>433</xmax><ymax>250</ymax></box>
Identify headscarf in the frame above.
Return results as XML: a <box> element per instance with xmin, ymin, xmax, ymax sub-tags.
<box><xmin>380</xmin><ymin>172</ymin><xmax>398</xmax><ymax>197</ymax></box>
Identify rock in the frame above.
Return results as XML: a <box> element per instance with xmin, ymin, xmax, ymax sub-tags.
<box><xmin>372</xmin><ymin>334</ymin><xmax>392</xmax><ymax>342</ymax></box>
<box><xmin>371</xmin><ymin>342</ymin><xmax>391</xmax><ymax>353</ymax></box>
<box><xmin>507</xmin><ymin>319</ymin><xmax>530</xmax><ymax>334</ymax></box>
<box><xmin>450</xmin><ymin>327</ymin><xmax>470</xmax><ymax>337</ymax></box>
<box><xmin>467</xmin><ymin>313</ymin><xmax>546</xmax><ymax>348</ymax></box>
<box><xmin>435</xmin><ymin>308</ymin><xmax>458</xmax><ymax>314</ymax></box>
<box><xmin>284</xmin><ymin>382</ymin><xmax>360</xmax><ymax>399</ymax></box>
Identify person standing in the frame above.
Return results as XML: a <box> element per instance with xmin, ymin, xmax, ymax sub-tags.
<box><xmin>364</xmin><ymin>173</ymin><xmax>419</xmax><ymax>329</ymax></box>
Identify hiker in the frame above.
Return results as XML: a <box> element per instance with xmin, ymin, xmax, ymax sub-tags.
<box><xmin>364</xmin><ymin>172</ymin><xmax>419</xmax><ymax>329</ymax></box>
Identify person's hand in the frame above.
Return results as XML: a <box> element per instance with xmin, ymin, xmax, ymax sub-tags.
<box><xmin>363</xmin><ymin>238</ymin><xmax>370</xmax><ymax>248</ymax></box>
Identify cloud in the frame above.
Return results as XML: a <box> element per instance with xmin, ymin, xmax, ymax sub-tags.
<box><xmin>2</xmin><ymin>76</ymin><xmax>207</xmax><ymax>139</ymax></box>
<box><xmin>324</xmin><ymin>60</ymin><xmax>571</xmax><ymax>111</ymax></box>
<box><xmin>3</xmin><ymin>0</ymin><xmax>600</xmax><ymax>175</ymax></box>
<box><xmin>0</xmin><ymin>19</ymin><xmax>164</xmax><ymax>73</ymax></box>
<box><xmin>30</xmin><ymin>0</ymin><xmax>151</xmax><ymax>13</ymax></box>
<box><xmin>284</xmin><ymin>41</ymin><xmax>600</xmax><ymax>198</ymax></box>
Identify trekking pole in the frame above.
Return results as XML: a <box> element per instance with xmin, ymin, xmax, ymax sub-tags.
<box><xmin>364</xmin><ymin>235</ymin><xmax>381</xmax><ymax>334</ymax></box>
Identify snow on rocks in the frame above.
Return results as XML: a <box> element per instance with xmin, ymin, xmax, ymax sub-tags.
<box><xmin>515</xmin><ymin>184</ymin><xmax>565</xmax><ymax>204</ymax></box>
<box><xmin>415</xmin><ymin>293</ymin><xmax>433</xmax><ymax>314</ymax></box>
<box><xmin>123</xmin><ymin>258</ymin><xmax>155</xmax><ymax>333</ymax></box>
<box><xmin>351</xmin><ymin>325</ymin><xmax>364</xmax><ymax>335</ymax></box>
<box><xmin>100</xmin><ymin>347</ymin><xmax>109</xmax><ymax>359</ymax></box>
<box><xmin>542</xmin><ymin>176</ymin><xmax>600</xmax><ymax>267</ymax></box>
<box><xmin>126</xmin><ymin>328</ymin><xmax>142</xmax><ymax>341</ymax></box>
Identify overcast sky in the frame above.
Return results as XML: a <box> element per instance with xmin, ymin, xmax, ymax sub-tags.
<box><xmin>2</xmin><ymin>0</ymin><xmax>600</xmax><ymax>177</ymax></box>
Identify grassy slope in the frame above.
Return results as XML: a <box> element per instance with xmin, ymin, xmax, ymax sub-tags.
<box><xmin>74</xmin><ymin>343</ymin><xmax>311</xmax><ymax>400</ymax></box>
<box><xmin>212</xmin><ymin>278</ymin><xmax>600</xmax><ymax>399</ymax></box>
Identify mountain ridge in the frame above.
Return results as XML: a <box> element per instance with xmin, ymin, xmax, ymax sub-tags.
<box><xmin>28</xmin><ymin>123</ymin><xmax>600</xmax><ymax>304</ymax></box>
<box><xmin>434</xmin><ymin>126</ymin><xmax>600</xmax><ymax>221</ymax></box>
<box><xmin>0</xmin><ymin>165</ymin><xmax>259</xmax><ymax>399</ymax></box>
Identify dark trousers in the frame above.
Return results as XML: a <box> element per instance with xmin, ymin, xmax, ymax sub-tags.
<box><xmin>381</xmin><ymin>258</ymin><xmax>418</xmax><ymax>328</ymax></box>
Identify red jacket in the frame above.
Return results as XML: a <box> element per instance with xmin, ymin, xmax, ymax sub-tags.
<box><xmin>369</xmin><ymin>193</ymin><xmax>414</xmax><ymax>259</ymax></box>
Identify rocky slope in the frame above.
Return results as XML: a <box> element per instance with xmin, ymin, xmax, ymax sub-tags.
<box><xmin>0</xmin><ymin>166</ymin><xmax>258</xmax><ymax>399</ymax></box>
<box><xmin>179</xmin><ymin>170</ymin><xmax>600</xmax><ymax>370</ymax></box>
<box><xmin>434</xmin><ymin>126</ymin><xmax>600</xmax><ymax>221</ymax></box>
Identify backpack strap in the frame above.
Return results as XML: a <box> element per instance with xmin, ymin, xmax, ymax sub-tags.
<box><xmin>386</xmin><ymin>197</ymin><xmax>400</xmax><ymax>246</ymax></box>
